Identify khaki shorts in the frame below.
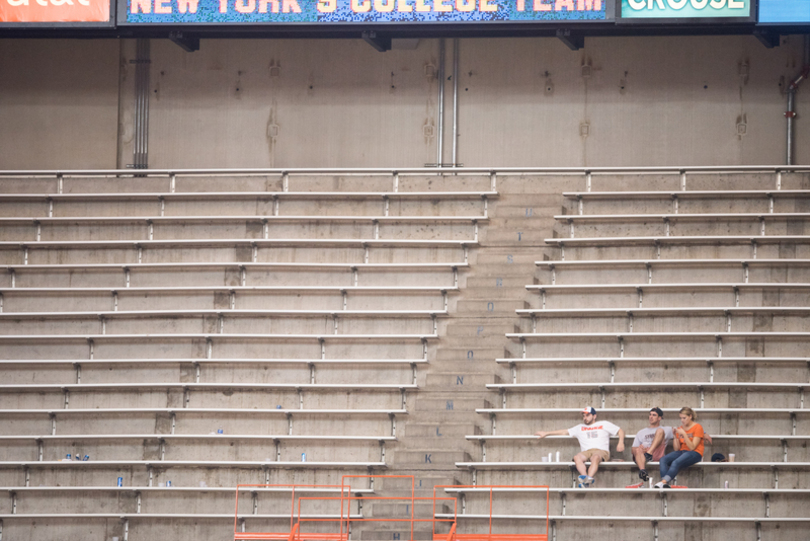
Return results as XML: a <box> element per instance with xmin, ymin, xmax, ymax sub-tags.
<box><xmin>579</xmin><ymin>449</ymin><xmax>610</xmax><ymax>461</ymax></box>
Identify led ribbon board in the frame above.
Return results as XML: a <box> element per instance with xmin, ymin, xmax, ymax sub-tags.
<box><xmin>0</xmin><ymin>0</ymin><xmax>111</xmax><ymax>24</ymax></box>
<box><xmin>122</xmin><ymin>0</ymin><xmax>611</xmax><ymax>24</ymax></box>
<box><xmin>759</xmin><ymin>0</ymin><xmax>810</xmax><ymax>24</ymax></box>
<box><xmin>619</xmin><ymin>0</ymin><xmax>753</xmax><ymax>22</ymax></box>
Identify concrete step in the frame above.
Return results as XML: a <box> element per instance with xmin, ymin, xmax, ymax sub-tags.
<box><xmin>402</xmin><ymin>422</ymin><xmax>482</xmax><ymax>438</ymax></box>
<box><xmin>489</xmin><ymin>204</ymin><xmax>560</xmax><ymax>216</ymax></box>
<box><xmin>444</xmin><ymin>324</ymin><xmax>519</xmax><ymax>338</ymax></box>
<box><xmin>433</xmin><ymin>347</ymin><xmax>506</xmax><ymax>361</ymax></box>
<box><xmin>467</xmin><ymin>263</ymin><xmax>539</xmax><ymax>275</ymax></box>
<box><xmin>421</xmin><ymin>359</ymin><xmax>505</xmax><ymax>373</ymax></box>
<box><xmin>489</xmin><ymin>194</ymin><xmax>565</xmax><ymax>206</ymax></box>
<box><xmin>480</xmin><ymin>230</ymin><xmax>554</xmax><ymax>245</ymax></box>
<box><xmin>430</xmin><ymin>333</ymin><xmax>511</xmax><ymax>348</ymax></box>
<box><xmin>360</xmin><ymin>522</ymin><xmax>433</xmax><ymax>541</ymax></box>
<box><xmin>392</xmin><ymin>450</ymin><xmax>471</xmax><ymax>466</ymax></box>
<box><xmin>456</xmin><ymin>287</ymin><xmax>533</xmax><ymax>300</ymax></box>
<box><xmin>464</xmin><ymin>276</ymin><xmax>538</xmax><ymax>288</ymax></box>
<box><xmin>376</xmin><ymin>475</ymin><xmax>461</xmax><ymax>492</ymax></box>
<box><xmin>483</xmin><ymin>216</ymin><xmax>557</xmax><ymax>227</ymax></box>
<box><xmin>473</xmin><ymin>252</ymin><xmax>555</xmax><ymax>265</ymax></box>
<box><xmin>424</xmin><ymin>372</ymin><xmax>498</xmax><ymax>388</ymax></box>
<box><xmin>454</xmin><ymin>299</ymin><xmax>529</xmax><ymax>315</ymax></box>
<box><xmin>414</xmin><ymin>396</ymin><xmax>491</xmax><ymax>412</ymax></box>
<box><xmin>367</xmin><ymin>502</ymin><xmax>451</xmax><ymax>516</ymax></box>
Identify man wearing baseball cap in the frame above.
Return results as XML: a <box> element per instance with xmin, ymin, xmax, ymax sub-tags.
<box><xmin>535</xmin><ymin>406</ymin><xmax>625</xmax><ymax>488</ymax></box>
<box><xmin>631</xmin><ymin>407</ymin><xmax>673</xmax><ymax>482</ymax></box>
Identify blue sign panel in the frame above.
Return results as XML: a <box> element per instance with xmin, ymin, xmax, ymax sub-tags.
<box><xmin>759</xmin><ymin>0</ymin><xmax>810</xmax><ymax>24</ymax></box>
<box><xmin>122</xmin><ymin>0</ymin><xmax>612</xmax><ymax>24</ymax></box>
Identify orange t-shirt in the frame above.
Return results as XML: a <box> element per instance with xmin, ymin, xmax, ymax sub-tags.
<box><xmin>676</xmin><ymin>423</ymin><xmax>705</xmax><ymax>456</ymax></box>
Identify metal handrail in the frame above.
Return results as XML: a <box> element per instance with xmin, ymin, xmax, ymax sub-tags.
<box><xmin>2</xmin><ymin>165</ymin><xmax>810</xmax><ymax>176</ymax></box>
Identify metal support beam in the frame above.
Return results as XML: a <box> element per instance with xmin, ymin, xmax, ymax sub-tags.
<box><xmin>168</xmin><ymin>31</ymin><xmax>200</xmax><ymax>53</ymax></box>
<box><xmin>556</xmin><ymin>29</ymin><xmax>583</xmax><ymax>51</ymax></box>
<box><xmin>753</xmin><ymin>30</ymin><xmax>780</xmax><ymax>49</ymax></box>
<box><xmin>362</xmin><ymin>31</ymin><xmax>391</xmax><ymax>52</ymax></box>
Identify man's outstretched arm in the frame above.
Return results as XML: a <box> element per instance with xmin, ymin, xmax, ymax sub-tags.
<box><xmin>535</xmin><ymin>429</ymin><xmax>570</xmax><ymax>438</ymax></box>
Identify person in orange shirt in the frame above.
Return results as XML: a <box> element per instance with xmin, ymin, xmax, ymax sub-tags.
<box><xmin>653</xmin><ymin>407</ymin><xmax>705</xmax><ymax>489</ymax></box>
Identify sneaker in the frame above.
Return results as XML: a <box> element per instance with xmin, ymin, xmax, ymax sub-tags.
<box><xmin>584</xmin><ymin>476</ymin><xmax>595</xmax><ymax>487</ymax></box>
<box><xmin>638</xmin><ymin>469</ymin><xmax>649</xmax><ymax>482</ymax></box>
<box><xmin>577</xmin><ymin>475</ymin><xmax>587</xmax><ymax>488</ymax></box>
<box><xmin>653</xmin><ymin>481</ymin><xmax>665</xmax><ymax>489</ymax></box>
<box><xmin>644</xmin><ymin>453</ymin><xmax>653</xmax><ymax>462</ymax></box>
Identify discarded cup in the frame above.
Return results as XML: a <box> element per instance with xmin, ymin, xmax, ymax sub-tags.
<box><xmin>548</xmin><ymin>452</ymin><xmax>553</xmax><ymax>462</ymax></box>
<box><xmin>117</xmin><ymin>477</ymin><xmax>123</xmax><ymax>487</ymax></box>
<box><xmin>541</xmin><ymin>456</ymin><xmax>549</xmax><ymax>462</ymax></box>
<box><xmin>217</xmin><ymin>428</ymin><xmax>224</xmax><ymax>434</ymax></box>
<box><xmin>555</xmin><ymin>451</ymin><xmax>560</xmax><ymax>462</ymax></box>
<box><xmin>724</xmin><ymin>480</ymin><xmax>729</xmax><ymax>489</ymax></box>
<box><xmin>276</xmin><ymin>405</ymin><xmax>283</xmax><ymax>409</ymax></box>
<box><xmin>728</xmin><ymin>454</ymin><xmax>735</xmax><ymax>462</ymax></box>
<box><xmin>301</xmin><ymin>453</ymin><xmax>307</xmax><ymax>462</ymax></box>
<box><xmin>166</xmin><ymin>480</ymin><xmax>172</xmax><ymax>487</ymax></box>
<box><xmin>82</xmin><ymin>455</ymin><xmax>89</xmax><ymax>461</ymax></box>
<box><xmin>66</xmin><ymin>454</ymin><xmax>72</xmax><ymax>460</ymax></box>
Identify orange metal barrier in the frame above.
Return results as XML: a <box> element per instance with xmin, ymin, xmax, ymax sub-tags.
<box><xmin>233</xmin><ymin>477</ymin><xmax>548</xmax><ymax>541</ymax></box>
<box><xmin>432</xmin><ymin>485</ymin><xmax>550</xmax><ymax>541</ymax></box>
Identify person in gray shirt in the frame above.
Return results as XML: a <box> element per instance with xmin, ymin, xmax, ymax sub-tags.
<box><xmin>632</xmin><ymin>407</ymin><xmax>673</xmax><ymax>482</ymax></box>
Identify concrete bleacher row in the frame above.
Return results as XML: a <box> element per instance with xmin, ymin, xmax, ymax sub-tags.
<box><xmin>454</xmin><ymin>169</ymin><xmax>810</xmax><ymax>539</ymax></box>
<box><xmin>0</xmin><ymin>170</ymin><xmax>502</xmax><ymax>532</ymax></box>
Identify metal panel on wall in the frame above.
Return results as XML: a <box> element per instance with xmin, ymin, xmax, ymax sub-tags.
<box><xmin>119</xmin><ymin>0</ymin><xmax>613</xmax><ymax>24</ymax></box>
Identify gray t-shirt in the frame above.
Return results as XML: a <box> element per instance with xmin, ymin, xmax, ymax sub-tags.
<box><xmin>632</xmin><ymin>426</ymin><xmax>674</xmax><ymax>460</ymax></box>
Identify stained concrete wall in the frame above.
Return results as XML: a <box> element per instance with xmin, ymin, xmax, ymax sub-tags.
<box><xmin>1</xmin><ymin>34</ymin><xmax>808</xmax><ymax>169</ymax></box>
<box><xmin>0</xmin><ymin>39</ymin><xmax>120</xmax><ymax>170</ymax></box>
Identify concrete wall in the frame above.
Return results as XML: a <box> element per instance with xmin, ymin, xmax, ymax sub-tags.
<box><xmin>0</xmin><ymin>34</ymin><xmax>808</xmax><ymax>169</ymax></box>
<box><xmin>0</xmin><ymin>39</ymin><xmax>120</xmax><ymax>170</ymax></box>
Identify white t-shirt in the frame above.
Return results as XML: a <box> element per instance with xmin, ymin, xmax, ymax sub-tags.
<box><xmin>568</xmin><ymin>421</ymin><xmax>621</xmax><ymax>453</ymax></box>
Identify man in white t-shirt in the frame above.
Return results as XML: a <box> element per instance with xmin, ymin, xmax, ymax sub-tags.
<box><xmin>535</xmin><ymin>406</ymin><xmax>625</xmax><ymax>488</ymax></box>
<box><xmin>631</xmin><ymin>407</ymin><xmax>673</xmax><ymax>482</ymax></box>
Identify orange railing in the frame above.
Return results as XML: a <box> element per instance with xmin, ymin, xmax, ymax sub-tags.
<box><xmin>233</xmin><ymin>475</ymin><xmax>455</xmax><ymax>541</ymax></box>
<box><xmin>233</xmin><ymin>477</ymin><xmax>549</xmax><ymax>541</ymax></box>
<box><xmin>432</xmin><ymin>485</ymin><xmax>550</xmax><ymax>541</ymax></box>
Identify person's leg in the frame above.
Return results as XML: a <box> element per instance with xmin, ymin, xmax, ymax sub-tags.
<box><xmin>632</xmin><ymin>446</ymin><xmax>647</xmax><ymax>470</ymax></box>
<box><xmin>647</xmin><ymin>428</ymin><xmax>666</xmax><ymax>457</ymax></box>
<box><xmin>587</xmin><ymin>454</ymin><xmax>603</xmax><ymax>478</ymax></box>
<box><xmin>658</xmin><ymin>451</ymin><xmax>680</xmax><ymax>481</ymax></box>
<box><xmin>662</xmin><ymin>451</ymin><xmax>702</xmax><ymax>483</ymax></box>
<box><xmin>573</xmin><ymin>453</ymin><xmax>588</xmax><ymax>476</ymax></box>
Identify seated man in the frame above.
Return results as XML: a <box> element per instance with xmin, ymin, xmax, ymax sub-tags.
<box><xmin>535</xmin><ymin>406</ymin><xmax>624</xmax><ymax>488</ymax></box>
<box><xmin>631</xmin><ymin>407</ymin><xmax>673</xmax><ymax>482</ymax></box>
